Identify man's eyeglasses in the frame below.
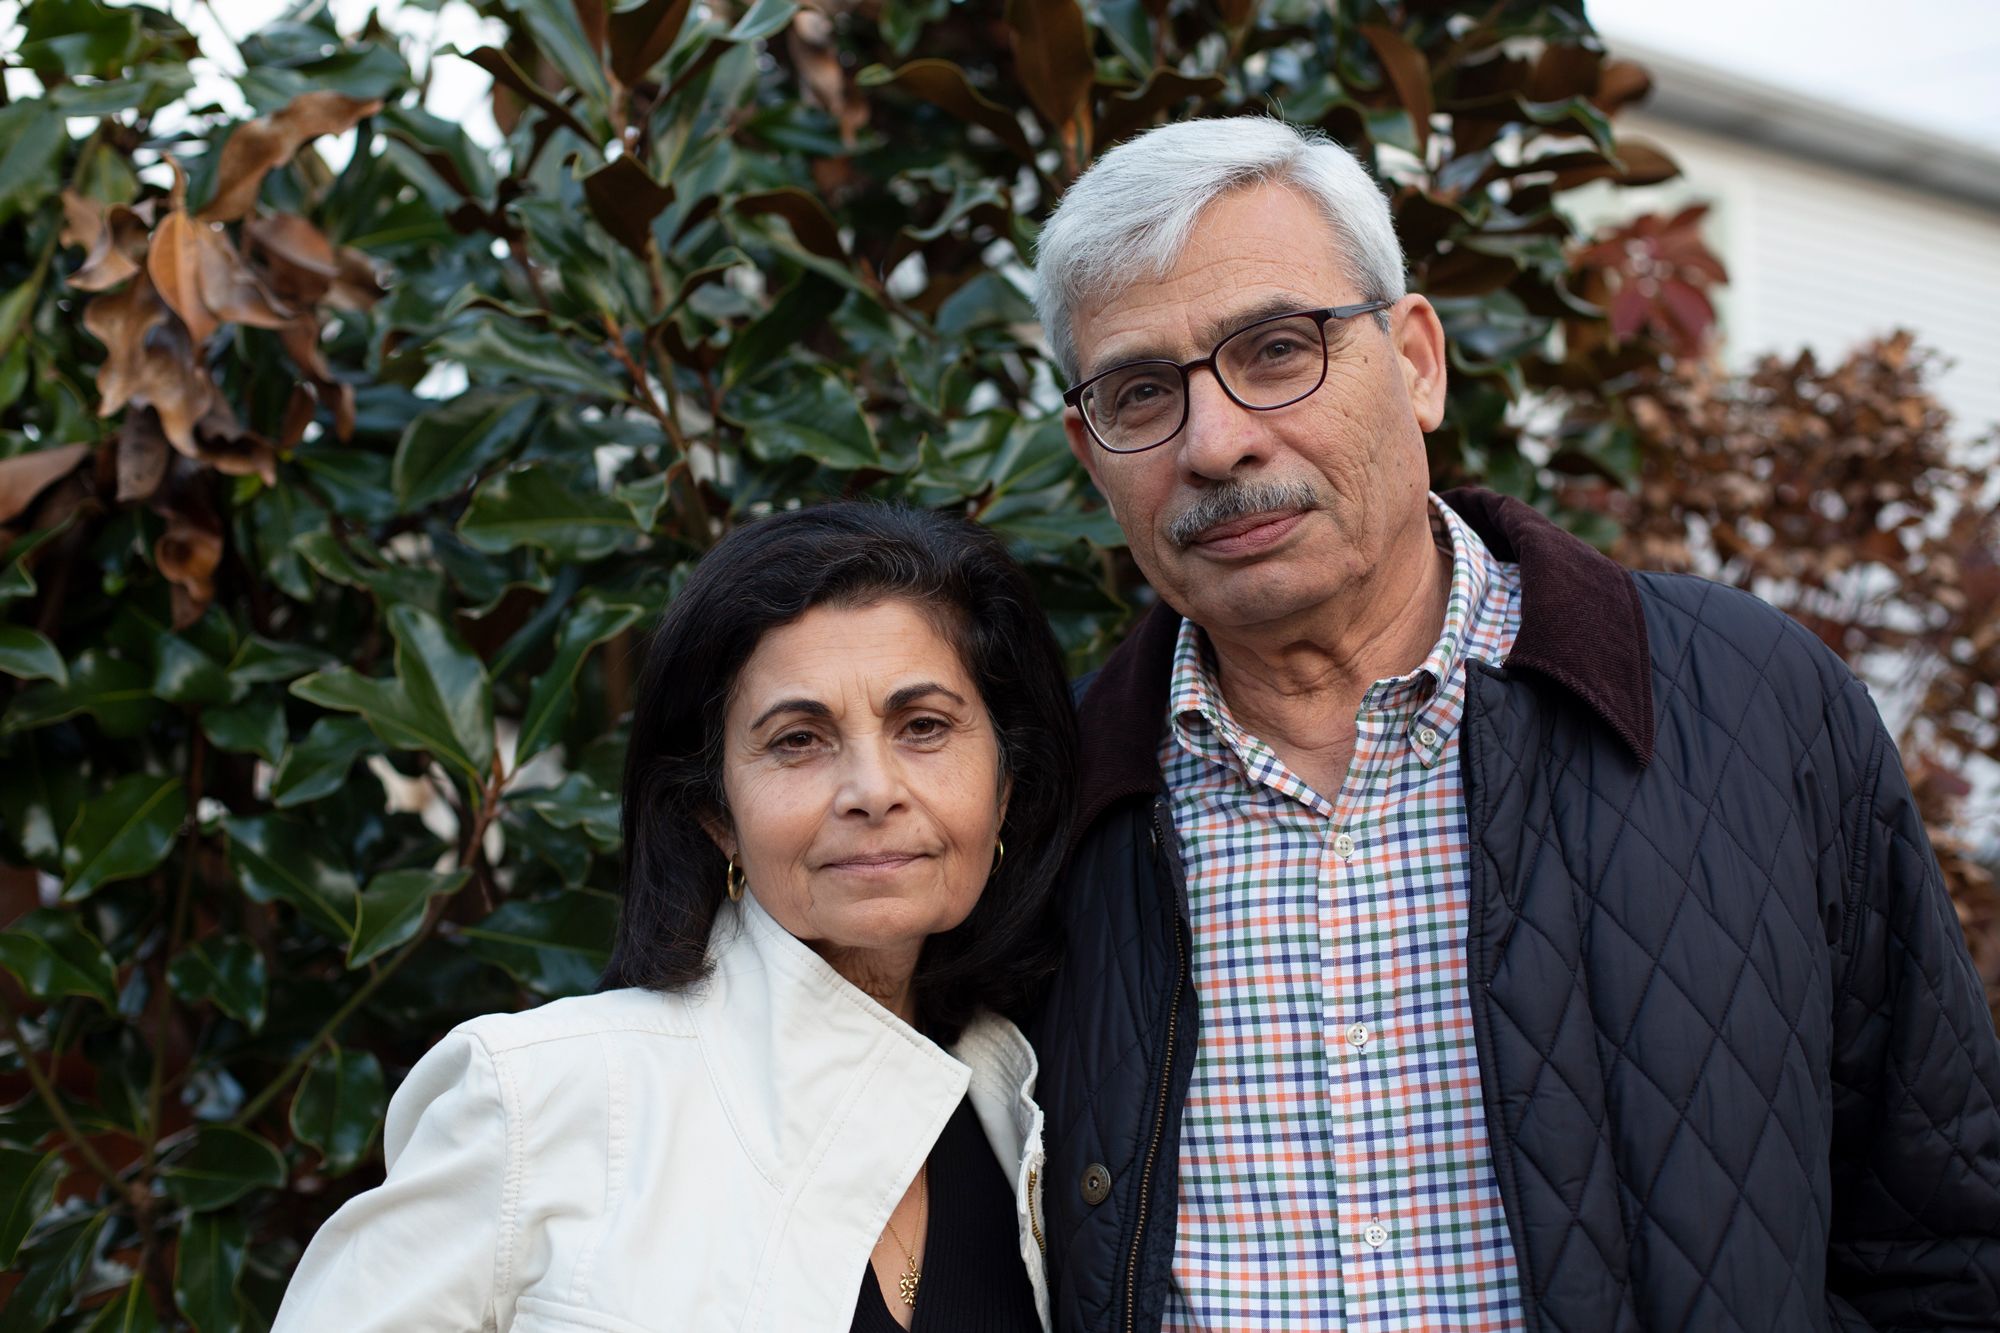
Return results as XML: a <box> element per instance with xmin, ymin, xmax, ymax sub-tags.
<box><xmin>1062</xmin><ymin>301</ymin><xmax>1394</xmax><ymax>455</ymax></box>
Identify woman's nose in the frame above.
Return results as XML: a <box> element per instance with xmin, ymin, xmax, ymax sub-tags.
<box><xmin>834</xmin><ymin>737</ymin><xmax>907</xmax><ymax>818</ymax></box>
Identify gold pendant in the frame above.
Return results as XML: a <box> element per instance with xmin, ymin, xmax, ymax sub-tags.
<box><xmin>897</xmin><ymin>1260</ymin><xmax>920</xmax><ymax>1308</ymax></box>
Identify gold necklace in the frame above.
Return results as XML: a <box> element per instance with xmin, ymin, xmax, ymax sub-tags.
<box><xmin>881</xmin><ymin>1166</ymin><xmax>927</xmax><ymax>1308</ymax></box>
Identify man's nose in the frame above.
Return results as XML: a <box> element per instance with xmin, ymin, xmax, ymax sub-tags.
<box><xmin>1176</xmin><ymin>364</ymin><xmax>1271</xmax><ymax>481</ymax></box>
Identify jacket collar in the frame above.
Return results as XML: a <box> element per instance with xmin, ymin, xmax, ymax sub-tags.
<box><xmin>1072</xmin><ymin>486</ymin><xmax>1654</xmax><ymax>848</ymax></box>
<box><xmin>692</xmin><ymin>894</ymin><xmax>1049</xmax><ymax>1329</ymax></box>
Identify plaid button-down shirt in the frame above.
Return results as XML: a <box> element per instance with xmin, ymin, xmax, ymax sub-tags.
<box><xmin>1159</xmin><ymin>495</ymin><xmax>1527</xmax><ymax>1332</ymax></box>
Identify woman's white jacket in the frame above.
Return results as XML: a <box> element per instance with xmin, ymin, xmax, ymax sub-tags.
<box><xmin>274</xmin><ymin>893</ymin><xmax>1050</xmax><ymax>1333</ymax></box>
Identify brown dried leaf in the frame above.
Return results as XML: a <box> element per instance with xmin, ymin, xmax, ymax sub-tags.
<box><xmin>60</xmin><ymin>191</ymin><xmax>143</xmax><ymax>293</ymax></box>
<box><xmin>1592</xmin><ymin>59</ymin><xmax>1653</xmax><ymax>116</ymax></box>
<box><xmin>279</xmin><ymin>384</ymin><xmax>317</xmax><ymax>450</ymax></box>
<box><xmin>0</xmin><ymin>444</ymin><xmax>92</xmax><ymax>526</ymax></box>
<box><xmin>155</xmin><ymin>507</ymin><xmax>224</xmax><ymax>629</ymax></box>
<box><xmin>860</xmin><ymin>59</ymin><xmax>1035</xmax><ymax>162</ymax></box>
<box><xmin>191</xmin><ymin>397</ymin><xmax>278</xmax><ymax>486</ymax></box>
<box><xmin>1006</xmin><ymin>0</ymin><xmax>1095</xmax><ymax>134</ymax></box>
<box><xmin>1360</xmin><ymin>25</ymin><xmax>1434</xmax><ymax>151</ymax></box>
<box><xmin>243</xmin><ymin>213</ymin><xmax>338</xmax><ymax>306</ymax></box>
<box><xmin>327</xmin><ymin>247</ymin><xmax>385</xmax><ymax>311</ymax></box>
<box><xmin>200</xmin><ymin>91</ymin><xmax>385</xmax><ymax>223</ymax></box>
<box><xmin>733</xmin><ymin>188</ymin><xmax>847</xmax><ymax>264</ymax></box>
<box><xmin>788</xmin><ymin>9</ymin><xmax>867</xmax><ymax>147</ymax></box>
<box><xmin>583</xmin><ymin>155</ymin><xmax>677</xmax><ymax>258</ymax></box>
<box><xmin>115</xmin><ymin>412</ymin><xmax>170</xmax><ymax>503</ymax></box>
<box><xmin>148</xmin><ymin>210</ymin><xmax>218</xmax><ymax>345</ymax></box>
<box><xmin>83</xmin><ymin>274</ymin><xmax>170</xmax><ymax>415</ymax></box>
<box><xmin>607</xmin><ymin>0</ymin><xmax>692</xmax><ymax>87</ymax></box>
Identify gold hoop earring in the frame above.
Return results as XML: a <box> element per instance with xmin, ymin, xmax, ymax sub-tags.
<box><xmin>725</xmin><ymin>858</ymin><xmax>746</xmax><ymax>902</ymax></box>
<box><xmin>990</xmin><ymin>838</ymin><xmax>1005</xmax><ymax>877</ymax></box>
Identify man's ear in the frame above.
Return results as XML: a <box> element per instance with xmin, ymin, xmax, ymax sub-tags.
<box><xmin>1391</xmin><ymin>294</ymin><xmax>1449</xmax><ymax>433</ymax></box>
<box><xmin>1063</xmin><ymin>408</ymin><xmax>1114</xmax><ymax>522</ymax></box>
<box><xmin>699</xmin><ymin>811</ymin><xmax>737</xmax><ymax>862</ymax></box>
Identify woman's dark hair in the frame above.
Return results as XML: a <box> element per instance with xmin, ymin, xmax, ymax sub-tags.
<box><xmin>604</xmin><ymin>502</ymin><xmax>1077</xmax><ymax>1042</ymax></box>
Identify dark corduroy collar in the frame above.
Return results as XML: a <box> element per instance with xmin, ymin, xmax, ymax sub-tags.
<box><xmin>1071</xmin><ymin>486</ymin><xmax>1655</xmax><ymax>846</ymax></box>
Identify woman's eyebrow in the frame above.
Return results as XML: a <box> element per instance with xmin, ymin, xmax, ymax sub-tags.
<box><xmin>886</xmin><ymin>682</ymin><xmax>968</xmax><ymax>712</ymax></box>
<box><xmin>748</xmin><ymin>697</ymin><xmax>832</xmax><ymax>731</ymax></box>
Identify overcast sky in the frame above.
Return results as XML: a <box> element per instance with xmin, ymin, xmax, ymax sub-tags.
<box><xmin>1587</xmin><ymin>0</ymin><xmax>2000</xmax><ymax>149</ymax></box>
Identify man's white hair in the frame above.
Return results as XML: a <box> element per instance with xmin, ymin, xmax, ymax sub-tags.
<box><xmin>1033</xmin><ymin>117</ymin><xmax>1407</xmax><ymax>383</ymax></box>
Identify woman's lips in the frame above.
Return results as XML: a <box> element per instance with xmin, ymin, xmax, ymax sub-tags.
<box><xmin>821</xmin><ymin>853</ymin><xmax>927</xmax><ymax>875</ymax></box>
<box><xmin>1192</xmin><ymin>509</ymin><xmax>1308</xmax><ymax>557</ymax></box>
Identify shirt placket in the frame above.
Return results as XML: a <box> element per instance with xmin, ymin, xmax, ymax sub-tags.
<box><xmin>1322</xmin><ymin>686</ymin><xmax>1425</xmax><ymax>1330</ymax></box>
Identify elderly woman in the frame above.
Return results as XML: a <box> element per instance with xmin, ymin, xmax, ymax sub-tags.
<box><xmin>275</xmin><ymin>503</ymin><xmax>1075</xmax><ymax>1333</ymax></box>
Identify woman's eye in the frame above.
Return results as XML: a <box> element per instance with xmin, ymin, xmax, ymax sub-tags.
<box><xmin>773</xmin><ymin>730</ymin><xmax>820</xmax><ymax>751</ymax></box>
<box><xmin>905</xmin><ymin>716</ymin><xmax>948</xmax><ymax>739</ymax></box>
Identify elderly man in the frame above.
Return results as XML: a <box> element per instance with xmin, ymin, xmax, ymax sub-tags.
<box><xmin>1028</xmin><ymin>117</ymin><xmax>2000</xmax><ymax>1333</ymax></box>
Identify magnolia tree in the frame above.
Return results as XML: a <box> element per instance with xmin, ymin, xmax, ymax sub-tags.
<box><xmin>0</xmin><ymin>0</ymin><xmax>1882</xmax><ymax>1324</ymax></box>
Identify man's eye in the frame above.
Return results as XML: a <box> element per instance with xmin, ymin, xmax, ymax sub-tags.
<box><xmin>1259</xmin><ymin>337</ymin><xmax>1301</xmax><ymax>359</ymax></box>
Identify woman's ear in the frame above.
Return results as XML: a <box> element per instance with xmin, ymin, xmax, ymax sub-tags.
<box><xmin>699</xmin><ymin>810</ymin><xmax>737</xmax><ymax>862</ymax></box>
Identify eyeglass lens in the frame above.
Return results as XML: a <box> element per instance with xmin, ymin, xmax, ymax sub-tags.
<box><xmin>1078</xmin><ymin>315</ymin><xmax>1328</xmax><ymax>453</ymax></box>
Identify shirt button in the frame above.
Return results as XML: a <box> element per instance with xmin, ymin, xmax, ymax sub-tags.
<box><xmin>1345</xmin><ymin>1023</ymin><xmax>1369</xmax><ymax>1050</ymax></box>
<box><xmin>1416</xmin><ymin>725</ymin><xmax>1439</xmax><ymax>747</ymax></box>
<box><xmin>1364</xmin><ymin>1222</ymin><xmax>1389</xmax><ymax>1248</ymax></box>
<box><xmin>1332</xmin><ymin>831</ymin><xmax>1355</xmax><ymax>859</ymax></box>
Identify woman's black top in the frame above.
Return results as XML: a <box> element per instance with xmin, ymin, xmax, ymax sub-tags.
<box><xmin>849</xmin><ymin>1096</ymin><xmax>1040</xmax><ymax>1332</ymax></box>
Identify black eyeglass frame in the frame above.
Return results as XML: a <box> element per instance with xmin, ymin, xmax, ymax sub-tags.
<box><xmin>1061</xmin><ymin>299</ymin><xmax>1396</xmax><ymax>455</ymax></box>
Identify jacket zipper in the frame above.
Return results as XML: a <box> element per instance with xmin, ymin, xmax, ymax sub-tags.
<box><xmin>1027</xmin><ymin>1166</ymin><xmax>1044</xmax><ymax>1254</ymax></box>
<box><xmin>1125</xmin><ymin>803</ymin><xmax>1188</xmax><ymax>1333</ymax></box>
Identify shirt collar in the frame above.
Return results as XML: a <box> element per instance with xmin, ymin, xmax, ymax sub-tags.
<box><xmin>1165</xmin><ymin>492</ymin><xmax>1509</xmax><ymax>772</ymax></box>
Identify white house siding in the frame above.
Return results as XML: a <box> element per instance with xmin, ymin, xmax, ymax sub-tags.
<box><xmin>1581</xmin><ymin>110</ymin><xmax>2000</xmax><ymax>439</ymax></box>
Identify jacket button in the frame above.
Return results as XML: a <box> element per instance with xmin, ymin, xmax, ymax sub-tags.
<box><xmin>1080</xmin><ymin>1163</ymin><xmax>1112</xmax><ymax>1205</ymax></box>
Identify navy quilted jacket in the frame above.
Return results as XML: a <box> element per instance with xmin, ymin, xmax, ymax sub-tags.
<box><xmin>1031</xmin><ymin>489</ymin><xmax>2000</xmax><ymax>1333</ymax></box>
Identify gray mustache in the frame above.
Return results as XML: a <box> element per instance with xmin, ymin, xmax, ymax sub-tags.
<box><xmin>1165</xmin><ymin>479</ymin><xmax>1322</xmax><ymax>549</ymax></box>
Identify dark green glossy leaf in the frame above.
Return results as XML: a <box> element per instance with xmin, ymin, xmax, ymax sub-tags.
<box><xmin>173</xmin><ymin>1209</ymin><xmax>248</xmax><ymax>1333</ymax></box>
<box><xmin>228</xmin><ymin>636</ymin><xmax>339</xmax><ymax>684</ymax></box>
<box><xmin>291</xmin><ymin>605</ymin><xmax>493</xmax><ymax>784</ymax></box>
<box><xmin>728</xmin><ymin>0</ymin><xmax>799</xmax><ymax>42</ymax></box>
<box><xmin>730</xmin><ymin>368</ymin><xmax>880</xmax><ymax>471</ymax></box>
<box><xmin>152</xmin><ymin>634</ymin><xmax>239</xmax><ymax>706</ymax></box>
<box><xmin>223</xmin><ymin>814</ymin><xmax>359</xmax><ymax>943</ymax></box>
<box><xmin>169</xmin><ymin>937</ymin><xmax>269</xmax><ymax>1031</ymax></box>
<box><xmin>82</xmin><ymin>1274</ymin><xmax>163</xmax><ymax>1333</ymax></box>
<box><xmin>0</xmin><ymin>1212</ymin><xmax>106</xmax><ymax>1333</ymax></box>
<box><xmin>458</xmin><ymin>466</ymin><xmax>643</xmax><ymax>563</ymax></box>
<box><xmin>516</xmin><ymin>771</ymin><xmax>621</xmax><ymax>848</ymax></box>
<box><xmin>390</xmin><ymin>386</ymin><xmax>540</xmax><ymax>510</ymax></box>
<box><xmin>515</xmin><ymin>598</ymin><xmax>644</xmax><ymax>767</ymax></box>
<box><xmin>498</xmin><ymin>0</ymin><xmax>612</xmax><ymax>109</ymax></box>
<box><xmin>271</xmin><ymin>715</ymin><xmax>377</xmax><ymax>809</ymax></box>
<box><xmin>290</xmin><ymin>1043</ymin><xmax>387</xmax><ymax>1175</ymax></box>
<box><xmin>295</xmin><ymin>449</ymin><xmax>399</xmax><ymax>525</ymax></box>
<box><xmin>0</xmin><ymin>1148</ymin><xmax>64</xmax><ymax>1267</ymax></box>
<box><xmin>431</xmin><ymin>320</ymin><xmax>625</xmax><ymax>399</ymax></box>
<box><xmin>160</xmin><ymin>1126</ymin><xmax>286</xmax><ymax>1212</ymax></box>
<box><xmin>4</xmin><ymin>649</ymin><xmax>159</xmax><ymax>737</ymax></box>
<box><xmin>18</xmin><ymin>0</ymin><xmax>145</xmax><ymax>78</ymax></box>
<box><xmin>60</xmin><ymin>773</ymin><xmax>186</xmax><ymax>902</ymax></box>
<box><xmin>0</xmin><ymin>102</ymin><xmax>67</xmax><ymax>226</ymax></box>
<box><xmin>386</xmin><ymin>603</ymin><xmax>494</xmax><ymax>777</ymax></box>
<box><xmin>202</xmin><ymin>693</ymin><xmax>288</xmax><ymax>763</ymax></box>
<box><xmin>349</xmin><ymin>867</ymin><xmax>468</xmax><ymax>968</ymax></box>
<box><xmin>460</xmin><ymin>890</ymin><xmax>618</xmax><ymax>997</ymax></box>
<box><xmin>0</xmin><ymin>625</ymin><xmax>65</xmax><ymax>685</ymax></box>
<box><xmin>0</xmin><ymin>909</ymin><xmax>117</xmax><ymax>1008</ymax></box>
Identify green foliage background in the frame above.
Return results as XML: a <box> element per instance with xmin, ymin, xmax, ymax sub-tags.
<box><xmin>0</xmin><ymin>0</ymin><xmax>1682</xmax><ymax>1323</ymax></box>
